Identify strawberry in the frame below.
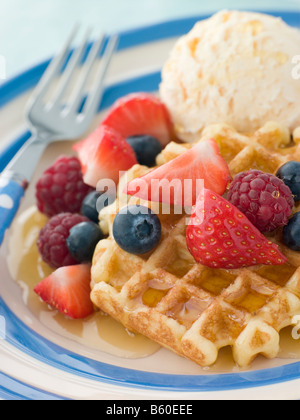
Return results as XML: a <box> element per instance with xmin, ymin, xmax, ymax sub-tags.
<box><xmin>186</xmin><ymin>189</ymin><xmax>287</xmax><ymax>269</ymax></box>
<box><xmin>34</xmin><ymin>264</ymin><xmax>94</xmax><ymax>319</ymax></box>
<box><xmin>73</xmin><ymin>125</ymin><xmax>138</xmax><ymax>188</ymax></box>
<box><xmin>101</xmin><ymin>93</ymin><xmax>174</xmax><ymax>147</ymax></box>
<box><xmin>125</xmin><ymin>139</ymin><xmax>231</xmax><ymax>206</ymax></box>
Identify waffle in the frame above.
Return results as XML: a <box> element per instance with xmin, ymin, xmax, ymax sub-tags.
<box><xmin>91</xmin><ymin>121</ymin><xmax>300</xmax><ymax>367</ymax></box>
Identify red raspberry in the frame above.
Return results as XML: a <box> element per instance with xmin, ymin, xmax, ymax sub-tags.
<box><xmin>227</xmin><ymin>170</ymin><xmax>294</xmax><ymax>233</ymax></box>
<box><xmin>37</xmin><ymin>213</ymin><xmax>89</xmax><ymax>268</ymax></box>
<box><xmin>36</xmin><ymin>155</ymin><xmax>92</xmax><ymax>217</ymax></box>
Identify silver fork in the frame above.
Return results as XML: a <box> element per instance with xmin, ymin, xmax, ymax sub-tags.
<box><xmin>0</xmin><ymin>27</ymin><xmax>119</xmax><ymax>245</ymax></box>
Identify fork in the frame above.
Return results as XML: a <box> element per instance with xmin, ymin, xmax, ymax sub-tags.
<box><xmin>0</xmin><ymin>27</ymin><xmax>119</xmax><ymax>245</ymax></box>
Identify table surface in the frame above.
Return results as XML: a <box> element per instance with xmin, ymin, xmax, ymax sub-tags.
<box><xmin>1</xmin><ymin>0</ymin><xmax>300</xmax><ymax>82</ymax></box>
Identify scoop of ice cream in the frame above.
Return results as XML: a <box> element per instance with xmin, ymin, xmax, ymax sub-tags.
<box><xmin>160</xmin><ymin>10</ymin><xmax>300</xmax><ymax>142</ymax></box>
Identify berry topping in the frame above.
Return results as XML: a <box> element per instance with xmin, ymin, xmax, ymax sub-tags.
<box><xmin>37</xmin><ymin>213</ymin><xmax>89</xmax><ymax>268</ymax></box>
<box><xmin>81</xmin><ymin>190</ymin><xmax>116</xmax><ymax>223</ymax></box>
<box><xmin>81</xmin><ymin>190</ymin><xmax>102</xmax><ymax>223</ymax></box>
<box><xmin>276</xmin><ymin>161</ymin><xmax>300</xmax><ymax>202</ymax></box>
<box><xmin>283</xmin><ymin>212</ymin><xmax>300</xmax><ymax>251</ymax></box>
<box><xmin>126</xmin><ymin>135</ymin><xmax>163</xmax><ymax>167</ymax></box>
<box><xmin>34</xmin><ymin>264</ymin><xmax>94</xmax><ymax>319</ymax></box>
<box><xmin>73</xmin><ymin>125</ymin><xmax>138</xmax><ymax>188</ymax></box>
<box><xmin>125</xmin><ymin>138</ymin><xmax>231</xmax><ymax>206</ymax></box>
<box><xmin>35</xmin><ymin>155</ymin><xmax>92</xmax><ymax>218</ymax></box>
<box><xmin>66</xmin><ymin>221</ymin><xmax>104</xmax><ymax>263</ymax></box>
<box><xmin>113</xmin><ymin>205</ymin><xmax>162</xmax><ymax>255</ymax></box>
<box><xmin>227</xmin><ymin>170</ymin><xmax>294</xmax><ymax>233</ymax></box>
<box><xmin>101</xmin><ymin>93</ymin><xmax>173</xmax><ymax>147</ymax></box>
<box><xmin>186</xmin><ymin>189</ymin><xmax>287</xmax><ymax>269</ymax></box>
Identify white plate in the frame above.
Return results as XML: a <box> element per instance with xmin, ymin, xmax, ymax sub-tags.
<box><xmin>1</xmin><ymin>12</ymin><xmax>300</xmax><ymax>400</ymax></box>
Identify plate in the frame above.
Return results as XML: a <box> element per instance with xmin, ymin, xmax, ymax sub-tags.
<box><xmin>1</xmin><ymin>11</ymin><xmax>300</xmax><ymax>401</ymax></box>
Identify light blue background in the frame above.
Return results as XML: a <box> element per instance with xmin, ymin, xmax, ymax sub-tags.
<box><xmin>0</xmin><ymin>0</ymin><xmax>300</xmax><ymax>81</ymax></box>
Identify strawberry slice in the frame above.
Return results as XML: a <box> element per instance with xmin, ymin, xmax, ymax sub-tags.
<box><xmin>73</xmin><ymin>125</ymin><xmax>138</xmax><ymax>188</ymax></box>
<box><xmin>186</xmin><ymin>189</ymin><xmax>287</xmax><ymax>269</ymax></box>
<box><xmin>101</xmin><ymin>93</ymin><xmax>174</xmax><ymax>147</ymax></box>
<box><xmin>125</xmin><ymin>139</ymin><xmax>231</xmax><ymax>206</ymax></box>
<box><xmin>34</xmin><ymin>264</ymin><xmax>94</xmax><ymax>319</ymax></box>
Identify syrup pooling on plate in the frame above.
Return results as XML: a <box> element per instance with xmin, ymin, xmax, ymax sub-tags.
<box><xmin>6</xmin><ymin>182</ymin><xmax>300</xmax><ymax>370</ymax></box>
<box><xmin>7</xmin><ymin>206</ymin><xmax>160</xmax><ymax>359</ymax></box>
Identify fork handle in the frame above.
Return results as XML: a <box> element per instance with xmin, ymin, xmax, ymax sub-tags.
<box><xmin>0</xmin><ymin>171</ymin><xmax>28</xmax><ymax>245</ymax></box>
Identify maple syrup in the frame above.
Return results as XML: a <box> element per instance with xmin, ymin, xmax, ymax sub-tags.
<box><xmin>6</xmin><ymin>206</ymin><xmax>300</xmax><ymax>371</ymax></box>
<box><xmin>7</xmin><ymin>206</ymin><xmax>161</xmax><ymax>359</ymax></box>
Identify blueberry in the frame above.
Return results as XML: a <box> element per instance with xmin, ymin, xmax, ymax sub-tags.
<box><xmin>113</xmin><ymin>205</ymin><xmax>161</xmax><ymax>255</ymax></box>
<box><xmin>126</xmin><ymin>135</ymin><xmax>162</xmax><ymax>167</ymax></box>
<box><xmin>67</xmin><ymin>221</ymin><xmax>104</xmax><ymax>263</ymax></box>
<box><xmin>81</xmin><ymin>190</ymin><xmax>116</xmax><ymax>223</ymax></box>
<box><xmin>283</xmin><ymin>212</ymin><xmax>300</xmax><ymax>251</ymax></box>
<box><xmin>276</xmin><ymin>161</ymin><xmax>300</xmax><ymax>202</ymax></box>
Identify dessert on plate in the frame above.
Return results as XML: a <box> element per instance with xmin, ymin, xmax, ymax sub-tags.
<box><xmin>9</xmin><ymin>10</ymin><xmax>300</xmax><ymax>369</ymax></box>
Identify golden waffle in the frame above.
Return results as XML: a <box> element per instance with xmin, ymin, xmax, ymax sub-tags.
<box><xmin>91</xmin><ymin>121</ymin><xmax>300</xmax><ymax>367</ymax></box>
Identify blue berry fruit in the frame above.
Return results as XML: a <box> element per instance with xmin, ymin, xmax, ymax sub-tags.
<box><xmin>283</xmin><ymin>212</ymin><xmax>300</xmax><ymax>251</ymax></box>
<box><xmin>276</xmin><ymin>161</ymin><xmax>300</xmax><ymax>202</ymax></box>
<box><xmin>113</xmin><ymin>205</ymin><xmax>162</xmax><ymax>255</ymax></box>
<box><xmin>81</xmin><ymin>191</ymin><xmax>102</xmax><ymax>223</ymax></box>
<box><xmin>81</xmin><ymin>190</ymin><xmax>116</xmax><ymax>223</ymax></box>
<box><xmin>67</xmin><ymin>221</ymin><xmax>104</xmax><ymax>263</ymax></box>
<box><xmin>126</xmin><ymin>135</ymin><xmax>162</xmax><ymax>167</ymax></box>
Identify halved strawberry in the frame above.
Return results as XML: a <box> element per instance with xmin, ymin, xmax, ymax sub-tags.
<box><xmin>34</xmin><ymin>264</ymin><xmax>94</xmax><ymax>319</ymax></box>
<box><xmin>125</xmin><ymin>139</ymin><xmax>231</xmax><ymax>206</ymax></box>
<box><xmin>101</xmin><ymin>93</ymin><xmax>174</xmax><ymax>147</ymax></box>
<box><xmin>73</xmin><ymin>125</ymin><xmax>138</xmax><ymax>188</ymax></box>
<box><xmin>186</xmin><ymin>189</ymin><xmax>287</xmax><ymax>269</ymax></box>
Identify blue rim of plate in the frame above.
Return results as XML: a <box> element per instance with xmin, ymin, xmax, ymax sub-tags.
<box><xmin>0</xmin><ymin>371</ymin><xmax>67</xmax><ymax>401</ymax></box>
<box><xmin>1</xmin><ymin>10</ymin><xmax>300</xmax><ymax>399</ymax></box>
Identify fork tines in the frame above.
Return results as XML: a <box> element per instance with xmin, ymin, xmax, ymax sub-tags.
<box><xmin>30</xmin><ymin>26</ymin><xmax>119</xmax><ymax>118</ymax></box>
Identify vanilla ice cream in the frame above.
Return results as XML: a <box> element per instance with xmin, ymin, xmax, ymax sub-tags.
<box><xmin>160</xmin><ymin>10</ymin><xmax>300</xmax><ymax>142</ymax></box>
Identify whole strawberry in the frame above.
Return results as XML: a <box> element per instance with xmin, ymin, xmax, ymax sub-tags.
<box><xmin>36</xmin><ymin>155</ymin><xmax>92</xmax><ymax>217</ymax></box>
<box><xmin>186</xmin><ymin>189</ymin><xmax>286</xmax><ymax>269</ymax></box>
<box><xmin>227</xmin><ymin>170</ymin><xmax>294</xmax><ymax>233</ymax></box>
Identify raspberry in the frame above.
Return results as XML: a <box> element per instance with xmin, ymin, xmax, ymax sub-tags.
<box><xmin>37</xmin><ymin>213</ymin><xmax>89</xmax><ymax>268</ymax></box>
<box><xmin>228</xmin><ymin>170</ymin><xmax>294</xmax><ymax>233</ymax></box>
<box><xmin>36</xmin><ymin>155</ymin><xmax>92</xmax><ymax>217</ymax></box>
